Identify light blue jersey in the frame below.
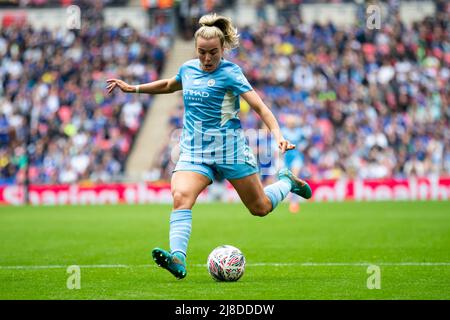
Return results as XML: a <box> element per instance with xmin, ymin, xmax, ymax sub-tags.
<box><xmin>175</xmin><ymin>58</ymin><xmax>255</xmax><ymax>166</ymax></box>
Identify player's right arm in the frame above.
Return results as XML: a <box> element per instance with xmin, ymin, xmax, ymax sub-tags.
<box><xmin>106</xmin><ymin>76</ymin><xmax>182</xmax><ymax>95</ymax></box>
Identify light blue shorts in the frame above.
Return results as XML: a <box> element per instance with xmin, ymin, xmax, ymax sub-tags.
<box><xmin>173</xmin><ymin>160</ymin><xmax>259</xmax><ymax>182</ymax></box>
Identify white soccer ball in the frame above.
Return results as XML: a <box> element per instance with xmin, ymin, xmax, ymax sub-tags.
<box><xmin>207</xmin><ymin>245</ymin><xmax>246</xmax><ymax>282</ymax></box>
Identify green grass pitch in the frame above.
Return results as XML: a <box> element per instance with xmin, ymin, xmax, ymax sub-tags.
<box><xmin>0</xmin><ymin>201</ymin><xmax>449</xmax><ymax>299</ymax></box>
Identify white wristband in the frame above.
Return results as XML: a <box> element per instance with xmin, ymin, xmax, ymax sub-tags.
<box><xmin>135</xmin><ymin>85</ymin><xmax>140</xmax><ymax>93</ymax></box>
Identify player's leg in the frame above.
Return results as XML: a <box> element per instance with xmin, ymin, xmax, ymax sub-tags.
<box><xmin>152</xmin><ymin>168</ymin><xmax>211</xmax><ymax>279</ymax></box>
<box><xmin>169</xmin><ymin>170</ymin><xmax>211</xmax><ymax>257</ymax></box>
<box><xmin>229</xmin><ymin>173</ymin><xmax>272</xmax><ymax>216</ymax></box>
<box><xmin>171</xmin><ymin>170</ymin><xmax>211</xmax><ymax>210</ymax></box>
<box><xmin>278</xmin><ymin>167</ymin><xmax>312</xmax><ymax>199</ymax></box>
<box><xmin>228</xmin><ymin>172</ymin><xmax>294</xmax><ymax>216</ymax></box>
<box><xmin>226</xmin><ymin>164</ymin><xmax>311</xmax><ymax>216</ymax></box>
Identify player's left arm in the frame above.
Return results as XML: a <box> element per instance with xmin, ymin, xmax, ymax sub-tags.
<box><xmin>241</xmin><ymin>90</ymin><xmax>295</xmax><ymax>154</ymax></box>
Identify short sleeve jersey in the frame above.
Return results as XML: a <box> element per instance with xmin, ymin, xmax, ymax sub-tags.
<box><xmin>175</xmin><ymin>59</ymin><xmax>254</xmax><ymax>164</ymax></box>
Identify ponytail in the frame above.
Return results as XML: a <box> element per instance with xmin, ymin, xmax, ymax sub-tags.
<box><xmin>194</xmin><ymin>13</ymin><xmax>239</xmax><ymax>50</ymax></box>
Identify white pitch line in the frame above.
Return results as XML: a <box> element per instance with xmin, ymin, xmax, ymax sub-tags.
<box><xmin>197</xmin><ymin>262</ymin><xmax>450</xmax><ymax>267</ymax></box>
<box><xmin>247</xmin><ymin>262</ymin><xmax>450</xmax><ymax>267</ymax></box>
<box><xmin>1</xmin><ymin>262</ymin><xmax>450</xmax><ymax>270</ymax></box>
<box><xmin>0</xmin><ymin>264</ymin><xmax>135</xmax><ymax>270</ymax></box>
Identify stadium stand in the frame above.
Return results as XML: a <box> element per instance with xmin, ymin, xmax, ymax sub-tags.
<box><xmin>0</xmin><ymin>0</ymin><xmax>129</xmax><ymax>8</ymax></box>
<box><xmin>0</xmin><ymin>0</ymin><xmax>448</xmax><ymax>186</ymax></box>
<box><xmin>155</xmin><ymin>1</ymin><xmax>449</xmax><ymax>182</ymax></box>
<box><xmin>0</xmin><ymin>1</ymin><xmax>173</xmax><ymax>184</ymax></box>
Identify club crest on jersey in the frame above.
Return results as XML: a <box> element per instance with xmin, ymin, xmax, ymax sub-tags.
<box><xmin>207</xmin><ymin>79</ymin><xmax>215</xmax><ymax>87</ymax></box>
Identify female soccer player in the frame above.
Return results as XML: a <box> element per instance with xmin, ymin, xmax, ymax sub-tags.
<box><xmin>106</xmin><ymin>13</ymin><xmax>312</xmax><ymax>280</ymax></box>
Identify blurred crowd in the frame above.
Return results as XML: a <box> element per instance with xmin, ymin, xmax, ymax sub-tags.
<box><xmin>0</xmin><ymin>2</ymin><xmax>173</xmax><ymax>184</ymax></box>
<box><xmin>157</xmin><ymin>4</ymin><xmax>449</xmax><ymax>182</ymax></box>
<box><xmin>1</xmin><ymin>1</ymin><xmax>449</xmax><ymax>186</ymax></box>
<box><xmin>0</xmin><ymin>0</ymin><xmax>129</xmax><ymax>8</ymax></box>
<box><xmin>175</xmin><ymin>0</ymin><xmax>237</xmax><ymax>39</ymax></box>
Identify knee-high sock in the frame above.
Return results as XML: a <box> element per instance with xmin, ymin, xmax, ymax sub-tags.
<box><xmin>169</xmin><ymin>209</ymin><xmax>192</xmax><ymax>257</ymax></box>
<box><xmin>264</xmin><ymin>179</ymin><xmax>292</xmax><ymax>211</ymax></box>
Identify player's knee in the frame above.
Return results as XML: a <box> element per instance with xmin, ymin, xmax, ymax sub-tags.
<box><xmin>249</xmin><ymin>203</ymin><xmax>270</xmax><ymax>217</ymax></box>
<box><xmin>172</xmin><ymin>190</ymin><xmax>194</xmax><ymax>210</ymax></box>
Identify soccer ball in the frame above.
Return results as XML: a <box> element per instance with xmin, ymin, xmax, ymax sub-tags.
<box><xmin>207</xmin><ymin>245</ymin><xmax>246</xmax><ymax>282</ymax></box>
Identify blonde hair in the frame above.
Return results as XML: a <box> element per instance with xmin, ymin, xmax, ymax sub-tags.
<box><xmin>194</xmin><ymin>13</ymin><xmax>239</xmax><ymax>50</ymax></box>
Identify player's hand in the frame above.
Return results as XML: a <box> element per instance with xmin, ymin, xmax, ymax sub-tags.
<box><xmin>278</xmin><ymin>139</ymin><xmax>295</xmax><ymax>154</ymax></box>
<box><xmin>106</xmin><ymin>79</ymin><xmax>136</xmax><ymax>94</ymax></box>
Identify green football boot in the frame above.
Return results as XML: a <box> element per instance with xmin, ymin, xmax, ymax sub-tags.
<box><xmin>152</xmin><ymin>248</ymin><xmax>187</xmax><ymax>279</ymax></box>
<box><xmin>278</xmin><ymin>168</ymin><xmax>312</xmax><ymax>199</ymax></box>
